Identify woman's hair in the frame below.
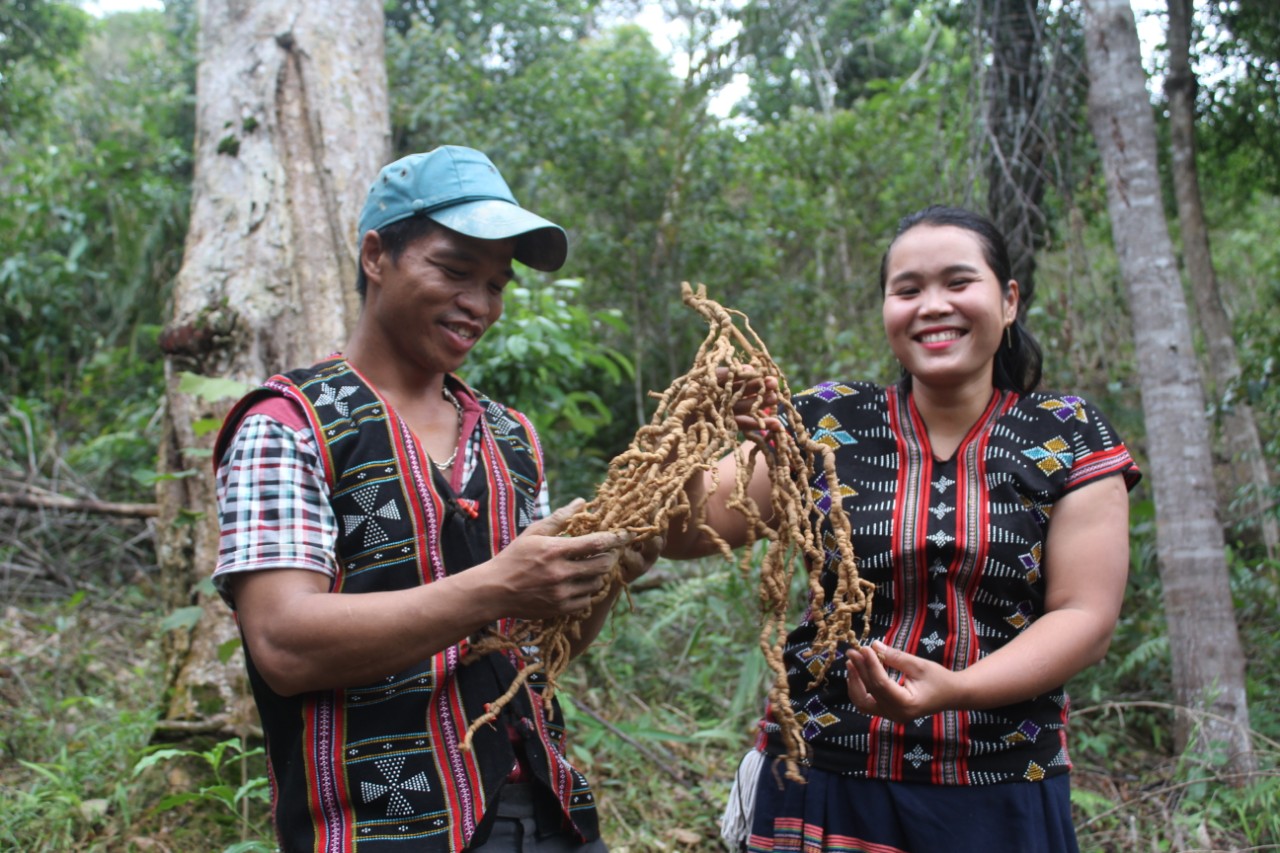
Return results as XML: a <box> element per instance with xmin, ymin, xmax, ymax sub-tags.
<box><xmin>354</xmin><ymin>215</ymin><xmax>442</xmax><ymax>298</ymax></box>
<box><xmin>878</xmin><ymin>205</ymin><xmax>1043</xmax><ymax>393</ymax></box>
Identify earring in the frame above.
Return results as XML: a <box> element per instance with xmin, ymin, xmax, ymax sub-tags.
<box><xmin>1005</xmin><ymin>324</ymin><xmax>1014</xmax><ymax>349</ymax></box>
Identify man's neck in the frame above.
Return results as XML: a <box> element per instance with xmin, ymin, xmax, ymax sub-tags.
<box><xmin>344</xmin><ymin>334</ymin><xmax>447</xmax><ymax>412</ymax></box>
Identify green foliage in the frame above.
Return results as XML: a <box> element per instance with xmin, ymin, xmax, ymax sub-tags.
<box><xmin>1200</xmin><ymin>1</ymin><xmax>1280</xmax><ymax>195</ymax></box>
<box><xmin>565</xmin><ymin>555</ymin><xmax>773</xmax><ymax>848</ymax></box>
<box><xmin>0</xmin><ymin>592</ymin><xmax>279</xmax><ymax>852</ymax></box>
<box><xmin>734</xmin><ymin>0</ymin><xmax>962</xmax><ymax>121</ymax></box>
<box><xmin>4</xmin><ymin>0</ymin><xmax>1280</xmax><ymax>849</ymax></box>
<box><xmin>384</xmin><ymin>0</ymin><xmax>607</xmax><ymax>76</ymax></box>
<box><xmin>1067</xmin><ymin>502</ymin><xmax>1280</xmax><ymax>850</ymax></box>
<box><xmin>133</xmin><ymin>738</ymin><xmax>273</xmax><ymax>851</ymax></box>
<box><xmin>0</xmin><ymin>0</ymin><xmax>90</xmax><ymax>124</ymax></box>
<box><xmin>463</xmin><ymin>279</ymin><xmax>633</xmax><ymax>500</ymax></box>
<box><xmin>0</xmin><ymin>6</ymin><xmax>194</xmax><ymax>500</ymax></box>
<box><xmin>0</xmin><ymin>593</ymin><xmax>164</xmax><ymax>851</ymax></box>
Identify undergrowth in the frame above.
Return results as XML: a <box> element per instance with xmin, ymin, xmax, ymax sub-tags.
<box><xmin>2</xmin><ymin>526</ymin><xmax>1278</xmax><ymax>851</ymax></box>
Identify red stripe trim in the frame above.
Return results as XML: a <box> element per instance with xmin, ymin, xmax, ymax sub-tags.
<box><xmin>1065</xmin><ymin>445</ymin><xmax>1136</xmax><ymax>489</ymax></box>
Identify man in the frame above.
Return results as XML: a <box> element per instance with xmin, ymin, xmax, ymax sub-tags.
<box><xmin>213</xmin><ymin>145</ymin><xmax>644</xmax><ymax>852</ymax></box>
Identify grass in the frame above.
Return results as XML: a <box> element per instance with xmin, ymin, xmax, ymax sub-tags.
<box><xmin>1</xmin><ymin>583</ymin><xmax>274</xmax><ymax>852</ymax></box>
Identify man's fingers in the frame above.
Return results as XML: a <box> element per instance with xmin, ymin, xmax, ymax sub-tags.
<box><xmin>522</xmin><ymin>498</ymin><xmax>586</xmax><ymax>538</ymax></box>
<box><xmin>562</xmin><ymin>529</ymin><xmax>632</xmax><ymax>561</ymax></box>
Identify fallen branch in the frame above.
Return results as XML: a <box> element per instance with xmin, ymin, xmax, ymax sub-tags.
<box><xmin>152</xmin><ymin>717</ymin><xmax>264</xmax><ymax>740</ymax></box>
<box><xmin>0</xmin><ymin>491</ymin><xmax>159</xmax><ymax>519</ymax></box>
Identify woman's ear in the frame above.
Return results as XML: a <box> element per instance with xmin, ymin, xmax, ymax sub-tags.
<box><xmin>1004</xmin><ymin>279</ymin><xmax>1020</xmax><ymax>325</ymax></box>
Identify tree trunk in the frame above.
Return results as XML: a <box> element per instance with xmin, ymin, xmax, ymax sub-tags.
<box><xmin>1082</xmin><ymin>0</ymin><xmax>1254</xmax><ymax>773</ymax></box>
<box><xmin>1165</xmin><ymin>0</ymin><xmax>1278</xmax><ymax>558</ymax></box>
<box><xmin>980</xmin><ymin>0</ymin><xmax>1049</xmax><ymax>302</ymax></box>
<box><xmin>155</xmin><ymin>0</ymin><xmax>390</xmax><ymax>729</ymax></box>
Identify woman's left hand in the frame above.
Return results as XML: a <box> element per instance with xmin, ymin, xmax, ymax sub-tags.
<box><xmin>845</xmin><ymin>641</ymin><xmax>960</xmax><ymax>724</ymax></box>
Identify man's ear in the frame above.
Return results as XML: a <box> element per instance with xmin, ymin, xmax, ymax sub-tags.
<box><xmin>360</xmin><ymin>230</ymin><xmax>385</xmax><ymax>288</ymax></box>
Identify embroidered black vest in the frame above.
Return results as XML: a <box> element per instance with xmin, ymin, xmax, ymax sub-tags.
<box><xmin>216</xmin><ymin>357</ymin><xmax>599</xmax><ymax>852</ymax></box>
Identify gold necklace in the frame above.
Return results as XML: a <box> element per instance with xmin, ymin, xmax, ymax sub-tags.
<box><xmin>434</xmin><ymin>385</ymin><xmax>464</xmax><ymax>471</ymax></box>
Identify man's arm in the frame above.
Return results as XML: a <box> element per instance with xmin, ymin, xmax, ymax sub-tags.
<box><xmin>231</xmin><ymin>499</ymin><xmax>629</xmax><ymax>696</ymax></box>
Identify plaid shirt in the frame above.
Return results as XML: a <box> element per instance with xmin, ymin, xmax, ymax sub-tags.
<box><xmin>214</xmin><ymin>394</ymin><xmax>550</xmax><ymax>604</ymax></box>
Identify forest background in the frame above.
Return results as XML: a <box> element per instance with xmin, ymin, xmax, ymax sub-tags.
<box><xmin>2</xmin><ymin>0</ymin><xmax>1278</xmax><ymax>850</ymax></box>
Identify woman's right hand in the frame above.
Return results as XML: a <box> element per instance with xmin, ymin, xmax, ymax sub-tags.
<box><xmin>845</xmin><ymin>641</ymin><xmax>961</xmax><ymax>723</ymax></box>
<box><xmin>716</xmin><ymin>365</ymin><xmax>784</xmax><ymax>436</ymax></box>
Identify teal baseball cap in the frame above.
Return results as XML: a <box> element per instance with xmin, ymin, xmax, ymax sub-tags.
<box><xmin>358</xmin><ymin>146</ymin><xmax>568</xmax><ymax>271</ymax></box>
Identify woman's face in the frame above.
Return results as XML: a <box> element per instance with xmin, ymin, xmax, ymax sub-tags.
<box><xmin>881</xmin><ymin>224</ymin><xmax>1018</xmax><ymax>394</ymax></box>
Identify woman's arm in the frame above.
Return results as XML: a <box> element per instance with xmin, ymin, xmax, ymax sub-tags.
<box><xmin>566</xmin><ymin>535</ymin><xmax>664</xmax><ymax>658</ymax></box>
<box><xmin>845</xmin><ymin>474</ymin><xmax>1131</xmax><ymax>722</ymax></box>
<box><xmin>659</xmin><ymin>440</ymin><xmax>776</xmax><ymax>559</ymax></box>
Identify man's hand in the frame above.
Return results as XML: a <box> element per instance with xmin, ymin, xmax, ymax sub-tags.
<box><xmin>483</xmin><ymin>499</ymin><xmax>631</xmax><ymax>620</ymax></box>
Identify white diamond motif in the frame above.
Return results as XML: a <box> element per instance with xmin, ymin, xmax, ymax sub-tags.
<box><xmin>904</xmin><ymin>745</ymin><xmax>932</xmax><ymax>768</ymax></box>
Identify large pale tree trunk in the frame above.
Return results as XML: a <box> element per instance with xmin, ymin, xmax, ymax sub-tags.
<box><xmin>1082</xmin><ymin>0</ymin><xmax>1254</xmax><ymax>772</ymax></box>
<box><xmin>1165</xmin><ymin>0</ymin><xmax>1278</xmax><ymax>558</ymax></box>
<box><xmin>155</xmin><ymin>0</ymin><xmax>390</xmax><ymax>730</ymax></box>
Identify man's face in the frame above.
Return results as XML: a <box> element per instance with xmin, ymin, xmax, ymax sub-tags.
<box><xmin>366</xmin><ymin>224</ymin><xmax>516</xmax><ymax>376</ymax></box>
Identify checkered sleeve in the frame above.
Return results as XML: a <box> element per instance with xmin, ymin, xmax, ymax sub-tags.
<box><xmin>213</xmin><ymin>412</ymin><xmax>338</xmax><ymax>607</ymax></box>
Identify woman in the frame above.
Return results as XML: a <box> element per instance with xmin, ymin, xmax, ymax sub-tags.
<box><xmin>665</xmin><ymin>206</ymin><xmax>1140</xmax><ymax>852</ymax></box>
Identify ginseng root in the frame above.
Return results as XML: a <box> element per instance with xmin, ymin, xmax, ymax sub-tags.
<box><xmin>463</xmin><ymin>282</ymin><xmax>872</xmax><ymax>781</ymax></box>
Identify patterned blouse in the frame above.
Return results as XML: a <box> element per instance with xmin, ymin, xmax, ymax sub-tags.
<box><xmin>760</xmin><ymin>379</ymin><xmax>1140</xmax><ymax>785</ymax></box>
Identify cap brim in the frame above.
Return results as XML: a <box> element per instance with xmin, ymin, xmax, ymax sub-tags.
<box><xmin>427</xmin><ymin>199</ymin><xmax>568</xmax><ymax>272</ymax></box>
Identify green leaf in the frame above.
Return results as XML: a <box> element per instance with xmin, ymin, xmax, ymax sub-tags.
<box><xmin>17</xmin><ymin>760</ymin><xmax>67</xmax><ymax>783</ymax></box>
<box><xmin>133</xmin><ymin>748</ymin><xmax>192</xmax><ymax>777</ymax></box>
<box><xmin>233</xmin><ymin>776</ymin><xmax>270</xmax><ymax>804</ymax></box>
<box><xmin>504</xmin><ymin>335</ymin><xmax>530</xmax><ymax>359</ymax></box>
<box><xmin>192</xmin><ymin>416</ymin><xmax>223</xmax><ymax>437</ymax></box>
<box><xmin>134</xmin><ymin>467</ymin><xmax>197</xmax><ymax>486</ymax></box>
<box><xmin>159</xmin><ymin>606</ymin><xmax>203</xmax><ymax>633</ymax></box>
<box><xmin>224</xmin><ymin>835</ymin><xmax>276</xmax><ymax>850</ymax></box>
<box><xmin>217</xmin><ymin>637</ymin><xmax>242</xmax><ymax>664</ymax></box>
<box><xmin>201</xmin><ymin>784</ymin><xmax>237</xmax><ymax>807</ymax></box>
<box><xmin>178</xmin><ymin>371</ymin><xmax>254</xmax><ymax>402</ymax></box>
<box><xmin>155</xmin><ymin>791</ymin><xmax>205</xmax><ymax>811</ymax></box>
<box><xmin>223</xmin><ymin>842</ymin><xmax>276</xmax><ymax>853</ymax></box>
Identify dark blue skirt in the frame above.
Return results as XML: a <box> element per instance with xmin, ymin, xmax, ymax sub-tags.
<box><xmin>746</xmin><ymin>762</ymin><xmax>1078</xmax><ymax>853</ymax></box>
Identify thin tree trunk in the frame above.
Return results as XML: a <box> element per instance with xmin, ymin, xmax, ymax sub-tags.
<box><xmin>1082</xmin><ymin>0</ymin><xmax>1254</xmax><ymax>773</ymax></box>
<box><xmin>155</xmin><ymin>0</ymin><xmax>390</xmax><ymax>728</ymax></box>
<box><xmin>1165</xmin><ymin>0</ymin><xmax>1278</xmax><ymax>558</ymax></box>
<box><xmin>980</xmin><ymin>0</ymin><xmax>1049</xmax><ymax>300</ymax></box>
